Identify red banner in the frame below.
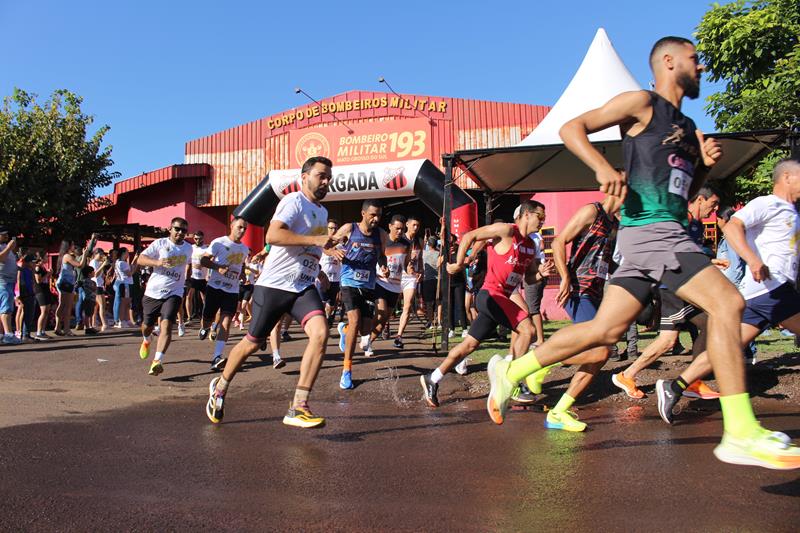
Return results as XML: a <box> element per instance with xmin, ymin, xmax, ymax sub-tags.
<box><xmin>290</xmin><ymin>118</ymin><xmax>432</xmax><ymax>168</ymax></box>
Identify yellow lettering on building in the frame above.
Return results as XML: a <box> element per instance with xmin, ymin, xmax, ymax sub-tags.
<box><xmin>268</xmin><ymin>97</ymin><xmax>448</xmax><ymax>129</ymax></box>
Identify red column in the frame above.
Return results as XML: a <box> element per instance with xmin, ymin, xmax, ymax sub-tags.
<box><xmin>241</xmin><ymin>224</ymin><xmax>265</xmax><ymax>252</ymax></box>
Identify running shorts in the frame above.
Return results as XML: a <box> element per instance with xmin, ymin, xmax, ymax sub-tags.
<box><xmin>374</xmin><ymin>283</ymin><xmax>401</xmax><ymax>309</ymax></box>
<box><xmin>142</xmin><ymin>294</ymin><xmax>182</xmax><ymax>326</ymax></box>
<box><xmin>524</xmin><ymin>279</ymin><xmax>546</xmax><ymax>315</ymax></box>
<box><xmin>240</xmin><ymin>284</ymin><xmax>254</xmax><ymax>302</ymax></box>
<box><xmin>188</xmin><ymin>278</ymin><xmax>207</xmax><ymax>291</ymax></box>
<box><xmin>401</xmin><ymin>273</ymin><xmax>418</xmax><ymax>292</ymax></box>
<box><xmin>658</xmin><ymin>287</ymin><xmax>701</xmax><ymax>331</ymax></box>
<box><xmin>565</xmin><ymin>294</ymin><xmax>600</xmax><ymax>324</ymax></box>
<box><xmin>246</xmin><ymin>285</ymin><xmax>324</xmax><ymax>343</ymax></box>
<box><xmin>341</xmin><ymin>286</ymin><xmax>376</xmax><ymax>319</ymax></box>
<box><xmin>610</xmin><ymin>251</ymin><xmax>711</xmax><ymax>306</ymax></box>
<box><xmin>202</xmin><ymin>286</ymin><xmax>238</xmax><ymax>320</ymax></box>
<box><xmin>467</xmin><ymin>289</ymin><xmax>528</xmax><ymax>342</ymax></box>
<box><xmin>323</xmin><ymin>281</ymin><xmax>340</xmax><ymax>305</ymax></box>
<box><xmin>742</xmin><ymin>282</ymin><xmax>800</xmax><ymax>332</ymax></box>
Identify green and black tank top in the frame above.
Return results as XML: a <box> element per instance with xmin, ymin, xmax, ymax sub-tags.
<box><xmin>621</xmin><ymin>91</ymin><xmax>701</xmax><ymax>228</ymax></box>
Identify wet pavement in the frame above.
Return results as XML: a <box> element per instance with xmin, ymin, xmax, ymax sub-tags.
<box><xmin>1</xmin><ymin>324</ymin><xmax>799</xmax><ymax>531</ymax></box>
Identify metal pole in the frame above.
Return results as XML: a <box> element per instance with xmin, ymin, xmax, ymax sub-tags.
<box><xmin>441</xmin><ymin>154</ymin><xmax>454</xmax><ymax>351</ymax></box>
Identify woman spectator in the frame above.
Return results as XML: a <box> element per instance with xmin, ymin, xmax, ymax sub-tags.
<box><xmin>16</xmin><ymin>254</ymin><xmax>37</xmax><ymax>340</ymax></box>
<box><xmin>89</xmin><ymin>249</ymin><xmax>110</xmax><ymax>331</ymax></box>
<box><xmin>113</xmin><ymin>248</ymin><xmax>134</xmax><ymax>328</ymax></box>
<box><xmin>55</xmin><ymin>236</ymin><xmax>95</xmax><ymax>336</ymax></box>
<box><xmin>33</xmin><ymin>255</ymin><xmax>53</xmax><ymax>340</ymax></box>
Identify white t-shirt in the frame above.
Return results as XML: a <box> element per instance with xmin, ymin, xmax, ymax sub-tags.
<box><xmin>191</xmin><ymin>244</ymin><xmax>209</xmax><ymax>280</ymax></box>
<box><xmin>733</xmin><ymin>195</ymin><xmax>800</xmax><ymax>299</ymax></box>
<box><xmin>206</xmin><ymin>236</ymin><xmax>249</xmax><ymax>294</ymax></box>
<box><xmin>319</xmin><ymin>247</ymin><xmax>342</xmax><ymax>283</ymax></box>
<box><xmin>245</xmin><ymin>261</ymin><xmax>262</xmax><ymax>284</ymax></box>
<box><xmin>89</xmin><ymin>258</ymin><xmax>105</xmax><ymax>288</ymax></box>
<box><xmin>257</xmin><ymin>191</ymin><xmax>328</xmax><ymax>292</ymax></box>
<box><xmin>140</xmin><ymin>238</ymin><xmax>193</xmax><ymax>299</ymax></box>
<box><xmin>115</xmin><ymin>259</ymin><xmax>133</xmax><ymax>285</ymax></box>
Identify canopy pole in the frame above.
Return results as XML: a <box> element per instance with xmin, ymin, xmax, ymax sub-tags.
<box><xmin>441</xmin><ymin>154</ymin><xmax>454</xmax><ymax>352</ymax></box>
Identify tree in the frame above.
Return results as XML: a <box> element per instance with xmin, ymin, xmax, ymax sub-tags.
<box><xmin>695</xmin><ymin>0</ymin><xmax>800</xmax><ymax>203</ymax></box>
<box><xmin>0</xmin><ymin>88</ymin><xmax>119</xmax><ymax>243</ymax></box>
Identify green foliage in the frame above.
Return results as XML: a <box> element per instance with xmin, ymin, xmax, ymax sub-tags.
<box><xmin>0</xmin><ymin>88</ymin><xmax>119</xmax><ymax>243</ymax></box>
<box><xmin>695</xmin><ymin>0</ymin><xmax>799</xmax><ymax>203</ymax></box>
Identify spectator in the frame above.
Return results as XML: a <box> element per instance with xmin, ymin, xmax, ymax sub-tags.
<box><xmin>33</xmin><ymin>255</ymin><xmax>53</xmax><ymax>340</ymax></box>
<box><xmin>89</xmin><ymin>249</ymin><xmax>110</xmax><ymax>331</ymax></box>
<box><xmin>80</xmin><ymin>265</ymin><xmax>99</xmax><ymax>335</ymax></box>
<box><xmin>113</xmin><ymin>248</ymin><xmax>134</xmax><ymax>328</ymax></box>
<box><xmin>55</xmin><ymin>235</ymin><xmax>95</xmax><ymax>336</ymax></box>
<box><xmin>16</xmin><ymin>254</ymin><xmax>37</xmax><ymax>340</ymax></box>
<box><xmin>0</xmin><ymin>228</ymin><xmax>20</xmax><ymax>344</ymax></box>
<box><xmin>421</xmin><ymin>236</ymin><xmax>441</xmax><ymax>328</ymax></box>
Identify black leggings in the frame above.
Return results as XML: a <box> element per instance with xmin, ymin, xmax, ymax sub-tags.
<box><xmin>449</xmin><ymin>281</ymin><xmax>467</xmax><ymax>330</ymax></box>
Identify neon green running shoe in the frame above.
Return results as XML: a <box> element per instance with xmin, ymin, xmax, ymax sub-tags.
<box><xmin>714</xmin><ymin>427</ymin><xmax>800</xmax><ymax>470</ymax></box>
<box><xmin>525</xmin><ymin>364</ymin><xmax>556</xmax><ymax>394</ymax></box>
<box><xmin>545</xmin><ymin>410</ymin><xmax>587</xmax><ymax>432</ymax></box>
<box><xmin>139</xmin><ymin>339</ymin><xmax>150</xmax><ymax>360</ymax></box>
<box><xmin>486</xmin><ymin>355</ymin><xmax>514</xmax><ymax>425</ymax></box>
<box><xmin>148</xmin><ymin>359</ymin><xmax>163</xmax><ymax>376</ymax></box>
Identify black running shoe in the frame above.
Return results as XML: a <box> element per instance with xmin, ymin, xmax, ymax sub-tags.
<box><xmin>420</xmin><ymin>374</ymin><xmax>439</xmax><ymax>407</ymax></box>
<box><xmin>511</xmin><ymin>382</ymin><xmax>537</xmax><ymax>404</ymax></box>
<box><xmin>211</xmin><ymin>356</ymin><xmax>227</xmax><ymax>371</ymax></box>
<box><xmin>656</xmin><ymin>379</ymin><xmax>679</xmax><ymax>425</ymax></box>
<box><xmin>281</xmin><ymin>331</ymin><xmax>292</xmax><ymax>342</ymax></box>
<box><xmin>198</xmin><ymin>328</ymin><xmax>209</xmax><ymax>341</ymax></box>
<box><xmin>393</xmin><ymin>336</ymin><xmax>404</xmax><ymax>349</ymax></box>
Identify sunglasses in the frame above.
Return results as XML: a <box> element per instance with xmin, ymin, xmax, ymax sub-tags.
<box><xmin>171</xmin><ymin>226</ymin><xmax>188</xmax><ymax>233</ymax></box>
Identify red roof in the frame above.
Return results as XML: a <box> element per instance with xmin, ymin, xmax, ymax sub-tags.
<box><xmin>92</xmin><ymin>163</ymin><xmax>212</xmax><ymax>211</ymax></box>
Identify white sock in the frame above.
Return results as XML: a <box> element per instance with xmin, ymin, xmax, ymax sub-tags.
<box><xmin>155</xmin><ymin>351</ymin><xmax>164</xmax><ymax>361</ymax></box>
<box><xmin>431</xmin><ymin>368</ymin><xmax>444</xmax><ymax>384</ymax></box>
<box><xmin>214</xmin><ymin>340</ymin><xmax>226</xmax><ymax>357</ymax></box>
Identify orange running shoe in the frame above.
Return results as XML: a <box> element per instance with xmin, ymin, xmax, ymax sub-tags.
<box><xmin>611</xmin><ymin>373</ymin><xmax>645</xmax><ymax>399</ymax></box>
<box><xmin>683</xmin><ymin>380</ymin><xmax>720</xmax><ymax>400</ymax></box>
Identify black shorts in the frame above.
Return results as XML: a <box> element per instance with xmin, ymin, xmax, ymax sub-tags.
<box><xmin>202</xmin><ymin>286</ymin><xmax>238</xmax><ymax>319</ymax></box>
<box><xmin>524</xmin><ymin>279</ymin><xmax>546</xmax><ymax>315</ymax></box>
<box><xmin>57</xmin><ymin>280</ymin><xmax>75</xmax><ymax>294</ymax></box>
<box><xmin>422</xmin><ymin>279</ymin><xmax>437</xmax><ymax>304</ymax></box>
<box><xmin>323</xmin><ymin>281</ymin><xmax>340</xmax><ymax>305</ymax></box>
<box><xmin>34</xmin><ymin>284</ymin><xmax>52</xmax><ymax>306</ymax></box>
<box><xmin>609</xmin><ymin>252</ymin><xmax>712</xmax><ymax>306</ymax></box>
<box><xmin>142</xmin><ymin>294</ymin><xmax>183</xmax><ymax>326</ymax></box>
<box><xmin>82</xmin><ymin>298</ymin><xmax>97</xmax><ymax>317</ymax></box>
<box><xmin>468</xmin><ymin>290</ymin><xmax>527</xmax><ymax>342</ymax></box>
<box><xmin>341</xmin><ymin>286</ymin><xmax>376</xmax><ymax>319</ymax></box>
<box><xmin>659</xmin><ymin>287</ymin><xmax>702</xmax><ymax>331</ymax></box>
<box><xmin>96</xmin><ymin>286</ymin><xmax>106</xmax><ymax>296</ymax></box>
<box><xmin>246</xmin><ymin>285</ymin><xmax>325</xmax><ymax>343</ymax></box>
<box><xmin>742</xmin><ymin>282</ymin><xmax>800</xmax><ymax>331</ymax></box>
<box><xmin>374</xmin><ymin>283</ymin><xmax>401</xmax><ymax>309</ymax></box>
<box><xmin>240</xmin><ymin>284</ymin><xmax>254</xmax><ymax>302</ymax></box>
<box><xmin>188</xmin><ymin>278</ymin><xmax>207</xmax><ymax>291</ymax></box>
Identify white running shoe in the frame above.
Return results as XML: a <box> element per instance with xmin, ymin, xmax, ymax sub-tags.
<box><xmin>455</xmin><ymin>358</ymin><xmax>469</xmax><ymax>375</ymax></box>
<box><xmin>153</xmin><ymin>326</ymin><xmax>161</xmax><ymax>336</ymax></box>
<box><xmin>448</xmin><ymin>329</ymin><xmax>454</xmax><ymax>339</ymax></box>
<box><xmin>360</xmin><ymin>334</ymin><xmax>369</xmax><ymax>350</ymax></box>
<box><xmin>364</xmin><ymin>341</ymin><xmax>374</xmax><ymax>358</ymax></box>
<box><xmin>178</xmin><ymin>323</ymin><xmax>186</xmax><ymax>337</ymax></box>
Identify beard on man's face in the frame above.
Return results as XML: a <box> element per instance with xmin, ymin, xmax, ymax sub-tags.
<box><xmin>677</xmin><ymin>70</ymin><xmax>700</xmax><ymax>100</ymax></box>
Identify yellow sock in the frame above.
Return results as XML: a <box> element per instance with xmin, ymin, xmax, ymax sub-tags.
<box><xmin>507</xmin><ymin>349</ymin><xmax>542</xmax><ymax>383</ymax></box>
<box><xmin>719</xmin><ymin>393</ymin><xmax>760</xmax><ymax>438</ymax></box>
<box><xmin>552</xmin><ymin>393</ymin><xmax>575</xmax><ymax>413</ymax></box>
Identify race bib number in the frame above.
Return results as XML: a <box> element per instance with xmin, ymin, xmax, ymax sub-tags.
<box><xmin>505</xmin><ymin>271</ymin><xmax>522</xmax><ymax>289</ymax></box>
<box><xmin>668</xmin><ymin>168</ymin><xmax>692</xmax><ymax>200</ymax></box>
<box><xmin>354</xmin><ymin>269</ymin><xmax>371</xmax><ymax>282</ymax></box>
<box><xmin>597</xmin><ymin>260</ymin><xmax>609</xmax><ymax>280</ymax></box>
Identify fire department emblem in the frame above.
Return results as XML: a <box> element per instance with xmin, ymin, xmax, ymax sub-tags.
<box><xmin>295</xmin><ymin>132</ymin><xmax>330</xmax><ymax>167</ymax></box>
<box><xmin>383</xmin><ymin>167</ymin><xmax>407</xmax><ymax>190</ymax></box>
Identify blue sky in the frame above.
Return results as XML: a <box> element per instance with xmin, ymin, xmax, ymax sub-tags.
<box><xmin>0</xmin><ymin>0</ymin><xmax>729</xmax><ymax>195</ymax></box>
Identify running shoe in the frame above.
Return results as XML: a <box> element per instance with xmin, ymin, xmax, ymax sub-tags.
<box><xmin>339</xmin><ymin>370</ymin><xmax>354</xmax><ymax>390</ymax></box>
<box><xmin>381</xmin><ymin>327</ymin><xmax>390</xmax><ymax>340</ymax></box>
<box><xmin>148</xmin><ymin>359</ymin><xmax>164</xmax><ymax>376</ymax></box>
<box><xmin>272</xmin><ymin>355</ymin><xmax>285</xmax><ymax>369</ymax></box>
<box><xmin>524</xmin><ymin>364</ymin><xmax>553</xmax><ymax>395</ymax></box>
<box><xmin>337</xmin><ymin>322</ymin><xmax>347</xmax><ymax>352</ymax></box>
<box><xmin>511</xmin><ymin>383</ymin><xmax>537</xmax><ymax>404</ymax></box>
<box><xmin>198</xmin><ymin>328</ymin><xmax>209</xmax><ymax>341</ymax></box>
<box><xmin>682</xmin><ymin>380</ymin><xmax>720</xmax><ymax>400</ymax></box>
<box><xmin>152</xmin><ymin>326</ymin><xmax>161</xmax><ymax>336</ymax></box>
<box><xmin>611</xmin><ymin>373</ymin><xmax>645</xmax><ymax>399</ymax></box>
<box><xmin>33</xmin><ymin>333</ymin><xmax>50</xmax><ymax>341</ymax></box>
<box><xmin>545</xmin><ymin>410</ymin><xmax>587</xmax><ymax>432</ymax></box>
<box><xmin>139</xmin><ymin>339</ymin><xmax>150</xmax><ymax>360</ymax></box>
<box><xmin>85</xmin><ymin>327</ymin><xmax>98</xmax><ymax>336</ymax></box>
<box><xmin>2</xmin><ymin>334</ymin><xmax>21</xmax><ymax>345</ymax></box>
<box><xmin>112</xmin><ymin>323</ymin><xmax>122</xmax><ymax>329</ymax></box>
<box><xmin>359</xmin><ymin>335</ymin><xmax>369</xmax><ymax>350</ymax></box>
<box><xmin>283</xmin><ymin>403</ymin><xmax>325</xmax><ymax>428</ymax></box>
<box><xmin>281</xmin><ymin>331</ymin><xmax>292</xmax><ymax>342</ymax></box>
<box><xmin>211</xmin><ymin>356</ymin><xmax>226</xmax><ymax>371</ymax></box>
<box><xmin>364</xmin><ymin>341</ymin><xmax>374</xmax><ymax>358</ymax></box>
<box><xmin>454</xmin><ymin>358</ymin><xmax>468</xmax><ymax>375</ymax></box>
<box><xmin>209</xmin><ymin>328</ymin><xmax>218</xmax><ymax>342</ymax></box>
<box><xmin>178</xmin><ymin>323</ymin><xmax>186</xmax><ymax>337</ymax></box>
<box><xmin>206</xmin><ymin>377</ymin><xmax>224</xmax><ymax>424</ymax></box>
<box><xmin>447</xmin><ymin>329</ymin><xmax>454</xmax><ymax>339</ymax></box>
<box><xmin>486</xmin><ymin>355</ymin><xmax>514</xmax><ymax>425</ymax></box>
<box><xmin>780</xmin><ymin>328</ymin><xmax>794</xmax><ymax>338</ymax></box>
<box><xmin>393</xmin><ymin>336</ymin><xmax>404</xmax><ymax>349</ymax></box>
<box><xmin>420</xmin><ymin>374</ymin><xmax>439</xmax><ymax>407</ymax></box>
<box><xmin>655</xmin><ymin>379</ymin><xmax>679</xmax><ymax>425</ymax></box>
<box><xmin>714</xmin><ymin>427</ymin><xmax>800</xmax><ymax>470</ymax></box>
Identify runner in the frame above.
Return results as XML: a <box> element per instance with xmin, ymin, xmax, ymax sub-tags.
<box><xmin>238</xmin><ymin>249</ymin><xmax>266</xmax><ymax>330</ymax></box>
<box><xmin>655</xmin><ymin>159</ymin><xmax>800</xmax><ymax>434</ymax></box>
<box><xmin>361</xmin><ymin>214</ymin><xmax>410</xmax><ymax>357</ymax></box>
<box><xmin>200</xmin><ymin>218</ymin><xmax>249</xmax><ymax>370</ymax></box>
<box><xmin>205</xmin><ymin>156</ymin><xmax>339</xmax><ymax>428</ymax></box>
<box><xmin>395</xmin><ymin>215</ymin><xmax>424</xmax><ymax>347</ymax></box>
<box><xmin>319</xmin><ymin>219</ymin><xmax>343</xmax><ymax>326</ymax></box>
<box><xmin>420</xmin><ymin>200</ymin><xmax>543</xmax><ymax>407</ymax></box>
<box><xmin>185</xmin><ymin>231</ymin><xmax>208</xmax><ymax>321</ymax></box>
<box><xmin>485</xmin><ymin>36</ymin><xmax>800</xmax><ymax>469</ymax></box>
<box><xmin>333</xmin><ymin>199</ymin><xmax>386</xmax><ymax>389</ymax></box>
<box><xmin>134</xmin><ymin>217</ymin><xmax>193</xmax><ymax>376</ymax></box>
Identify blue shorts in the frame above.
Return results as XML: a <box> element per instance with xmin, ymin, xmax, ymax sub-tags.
<box><xmin>0</xmin><ymin>283</ymin><xmax>15</xmax><ymax>314</ymax></box>
<box><xmin>742</xmin><ymin>282</ymin><xmax>800</xmax><ymax>331</ymax></box>
<box><xmin>565</xmin><ymin>294</ymin><xmax>599</xmax><ymax>324</ymax></box>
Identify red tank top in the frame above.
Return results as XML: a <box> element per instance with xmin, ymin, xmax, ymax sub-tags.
<box><xmin>483</xmin><ymin>225</ymin><xmax>537</xmax><ymax>296</ymax></box>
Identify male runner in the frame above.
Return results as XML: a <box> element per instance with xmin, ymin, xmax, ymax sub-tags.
<box><xmin>362</xmin><ymin>214</ymin><xmax>410</xmax><ymax>357</ymax></box>
<box><xmin>334</xmin><ymin>199</ymin><xmax>386</xmax><ymax>389</ymax></box>
<box><xmin>319</xmin><ymin>218</ymin><xmax>343</xmax><ymax>325</ymax></box>
<box><xmin>186</xmin><ymin>231</ymin><xmax>208</xmax><ymax>321</ymax></box>
<box><xmin>486</xmin><ymin>36</ymin><xmax>800</xmax><ymax>469</ymax></box>
<box><xmin>420</xmin><ymin>200</ymin><xmax>542</xmax><ymax>407</ymax></box>
<box><xmin>536</xmin><ymin>195</ymin><xmax>620</xmax><ymax>431</ymax></box>
<box><xmin>135</xmin><ymin>217</ymin><xmax>193</xmax><ymax>376</ymax></box>
<box><xmin>200</xmin><ymin>218</ymin><xmax>249</xmax><ymax>370</ymax></box>
<box><xmin>395</xmin><ymin>215</ymin><xmax>424</xmax><ymax>347</ymax></box>
<box><xmin>206</xmin><ymin>156</ymin><xmax>338</xmax><ymax>428</ymax></box>
<box><xmin>655</xmin><ymin>159</ymin><xmax>800</xmax><ymax>438</ymax></box>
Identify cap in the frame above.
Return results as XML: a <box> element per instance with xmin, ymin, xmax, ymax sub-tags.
<box><xmin>513</xmin><ymin>206</ymin><xmax>521</xmax><ymax>220</ymax></box>
<box><xmin>0</xmin><ymin>227</ymin><xmax>8</xmax><ymax>234</ymax></box>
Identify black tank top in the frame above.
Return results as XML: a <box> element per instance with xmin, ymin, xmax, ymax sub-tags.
<box><xmin>621</xmin><ymin>91</ymin><xmax>701</xmax><ymax>228</ymax></box>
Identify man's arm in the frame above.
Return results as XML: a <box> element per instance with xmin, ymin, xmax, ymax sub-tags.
<box><xmin>687</xmin><ymin>130</ymin><xmax>724</xmax><ymax>199</ymax></box>
<box><xmin>559</xmin><ymin>90</ymin><xmax>653</xmax><ymax>199</ymax></box>
<box><xmin>722</xmin><ymin>217</ymin><xmax>770</xmax><ymax>282</ymax></box>
<box><xmin>447</xmin><ymin>223</ymin><xmax>512</xmax><ymax>274</ymax></box>
<box><xmin>378</xmin><ymin>229</ymin><xmax>388</xmax><ymax>271</ymax></box>
<box><xmin>266</xmin><ymin>220</ymin><xmax>333</xmax><ymax>249</ymax></box>
<box><xmin>323</xmin><ymin>223</ymin><xmax>352</xmax><ymax>260</ymax></box>
<box><xmin>552</xmin><ymin>204</ymin><xmax>597</xmax><ymax>306</ymax></box>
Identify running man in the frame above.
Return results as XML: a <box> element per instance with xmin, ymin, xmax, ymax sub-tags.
<box><xmin>135</xmin><ymin>217</ymin><xmax>193</xmax><ymax>376</ymax></box>
<box><xmin>485</xmin><ymin>36</ymin><xmax>800</xmax><ymax>469</ymax></box>
<box><xmin>200</xmin><ymin>218</ymin><xmax>249</xmax><ymax>370</ymax></box>
<box><xmin>395</xmin><ymin>215</ymin><xmax>424</xmax><ymax>347</ymax></box>
<box><xmin>186</xmin><ymin>231</ymin><xmax>208</xmax><ymax>321</ymax></box>
<box><xmin>538</xmin><ymin>195</ymin><xmax>620</xmax><ymax>431</ymax></box>
<box><xmin>334</xmin><ymin>199</ymin><xmax>386</xmax><ymax>389</ymax></box>
<box><xmin>420</xmin><ymin>200</ymin><xmax>543</xmax><ymax>407</ymax></box>
<box><xmin>362</xmin><ymin>214</ymin><xmax>410</xmax><ymax>357</ymax></box>
<box><xmin>206</xmin><ymin>156</ymin><xmax>339</xmax><ymax>428</ymax></box>
<box><xmin>319</xmin><ymin>219</ymin><xmax>343</xmax><ymax>325</ymax></box>
<box><xmin>655</xmin><ymin>159</ymin><xmax>800</xmax><ymax>429</ymax></box>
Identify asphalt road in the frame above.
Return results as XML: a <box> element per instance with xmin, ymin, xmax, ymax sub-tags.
<box><xmin>1</xmin><ymin>322</ymin><xmax>798</xmax><ymax>531</ymax></box>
